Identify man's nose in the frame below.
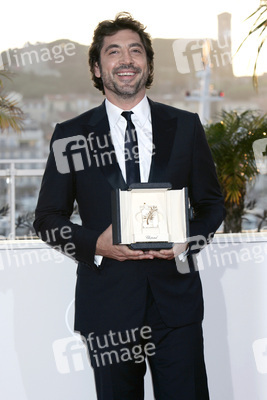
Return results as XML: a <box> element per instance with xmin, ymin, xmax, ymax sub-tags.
<box><xmin>120</xmin><ymin>49</ymin><xmax>133</xmax><ymax>64</ymax></box>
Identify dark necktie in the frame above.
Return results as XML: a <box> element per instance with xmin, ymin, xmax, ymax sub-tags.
<box><xmin>121</xmin><ymin>111</ymin><xmax>140</xmax><ymax>185</ymax></box>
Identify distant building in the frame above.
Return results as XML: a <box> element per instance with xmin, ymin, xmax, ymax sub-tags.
<box><xmin>22</xmin><ymin>98</ymin><xmax>47</xmax><ymax>123</ymax></box>
<box><xmin>0</xmin><ymin>118</ymin><xmax>44</xmax><ymax>160</ymax></box>
<box><xmin>43</xmin><ymin>94</ymin><xmax>99</xmax><ymax>123</ymax></box>
<box><xmin>0</xmin><ymin>118</ymin><xmax>46</xmax><ymax>236</ymax></box>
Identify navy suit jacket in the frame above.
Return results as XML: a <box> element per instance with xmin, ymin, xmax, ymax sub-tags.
<box><xmin>34</xmin><ymin>99</ymin><xmax>225</xmax><ymax>334</ymax></box>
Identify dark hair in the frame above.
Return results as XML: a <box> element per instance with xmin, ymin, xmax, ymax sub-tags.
<box><xmin>88</xmin><ymin>12</ymin><xmax>154</xmax><ymax>93</ymax></box>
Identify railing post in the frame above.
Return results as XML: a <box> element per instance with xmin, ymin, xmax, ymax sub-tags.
<box><xmin>10</xmin><ymin>162</ymin><xmax>16</xmax><ymax>238</ymax></box>
<box><xmin>0</xmin><ymin>159</ymin><xmax>46</xmax><ymax>238</ymax></box>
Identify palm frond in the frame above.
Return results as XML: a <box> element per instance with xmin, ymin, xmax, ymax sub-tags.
<box><xmin>236</xmin><ymin>4</ymin><xmax>267</xmax><ymax>89</ymax></box>
<box><xmin>206</xmin><ymin>109</ymin><xmax>267</xmax><ymax>206</ymax></box>
<box><xmin>252</xmin><ymin>35</ymin><xmax>267</xmax><ymax>88</ymax></box>
<box><xmin>0</xmin><ymin>70</ymin><xmax>24</xmax><ymax>133</ymax></box>
<box><xmin>244</xmin><ymin>5</ymin><xmax>264</xmax><ymax>21</ymax></box>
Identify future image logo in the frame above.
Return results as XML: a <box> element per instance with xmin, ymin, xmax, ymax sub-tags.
<box><xmin>172</xmin><ymin>35</ymin><xmax>232</xmax><ymax>75</ymax></box>
<box><xmin>52</xmin><ymin>135</ymin><xmax>91</xmax><ymax>174</ymax></box>
<box><xmin>0</xmin><ymin>42</ymin><xmax>76</xmax><ymax>71</ymax></box>
<box><xmin>253</xmin><ymin>138</ymin><xmax>267</xmax><ymax>175</ymax></box>
<box><xmin>52</xmin><ymin>130</ymin><xmax>141</xmax><ymax>174</ymax></box>
<box><xmin>52</xmin><ymin>336</ymin><xmax>88</xmax><ymax>374</ymax></box>
<box><xmin>252</xmin><ymin>338</ymin><xmax>267</xmax><ymax>374</ymax></box>
<box><xmin>52</xmin><ymin>299</ymin><xmax>89</xmax><ymax>374</ymax></box>
<box><xmin>172</xmin><ymin>39</ymin><xmax>205</xmax><ymax>74</ymax></box>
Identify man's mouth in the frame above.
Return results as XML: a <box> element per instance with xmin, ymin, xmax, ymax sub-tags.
<box><xmin>114</xmin><ymin>66</ymin><xmax>141</xmax><ymax>79</ymax></box>
<box><xmin>117</xmin><ymin>72</ymin><xmax>135</xmax><ymax>76</ymax></box>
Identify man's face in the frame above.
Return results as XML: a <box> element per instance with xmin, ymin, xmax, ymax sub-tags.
<box><xmin>94</xmin><ymin>29</ymin><xmax>149</xmax><ymax>100</ymax></box>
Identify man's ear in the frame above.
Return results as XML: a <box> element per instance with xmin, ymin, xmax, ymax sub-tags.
<box><xmin>94</xmin><ymin>62</ymin><xmax>101</xmax><ymax>78</ymax></box>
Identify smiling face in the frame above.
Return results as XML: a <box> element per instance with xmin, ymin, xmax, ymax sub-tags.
<box><xmin>94</xmin><ymin>29</ymin><xmax>150</xmax><ymax>107</ymax></box>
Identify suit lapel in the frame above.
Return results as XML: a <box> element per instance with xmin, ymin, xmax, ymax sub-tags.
<box><xmin>84</xmin><ymin>101</ymin><xmax>127</xmax><ymax>190</ymax></box>
<box><xmin>83</xmin><ymin>99</ymin><xmax>177</xmax><ymax>188</ymax></box>
<box><xmin>148</xmin><ymin>99</ymin><xmax>177</xmax><ymax>183</ymax></box>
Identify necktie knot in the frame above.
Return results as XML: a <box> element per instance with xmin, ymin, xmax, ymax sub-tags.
<box><xmin>121</xmin><ymin>111</ymin><xmax>133</xmax><ymax>122</ymax></box>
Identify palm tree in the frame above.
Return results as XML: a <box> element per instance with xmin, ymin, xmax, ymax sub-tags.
<box><xmin>205</xmin><ymin>109</ymin><xmax>267</xmax><ymax>232</ymax></box>
<box><xmin>237</xmin><ymin>1</ymin><xmax>267</xmax><ymax>89</ymax></box>
<box><xmin>0</xmin><ymin>70</ymin><xmax>24</xmax><ymax>133</ymax></box>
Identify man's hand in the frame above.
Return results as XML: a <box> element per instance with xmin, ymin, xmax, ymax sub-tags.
<box><xmin>95</xmin><ymin>224</ymin><xmax>154</xmax><ymax>261</ymax></box>
<box><xmin>96</xmin><ymin>225</ymin><xmax>188</xmax><ymax>262</ymax></box>
<box><xmin>147</xmin><ymin>242</ymin><xmax>188</xmax><ymax>260</ymax></box>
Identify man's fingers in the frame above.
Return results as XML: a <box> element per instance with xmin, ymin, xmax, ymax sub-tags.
<box><xmin>147</xmin><ymin>249</ymin><xmax>173</xmax><ymax>260</ymax></box>
<box><xmin>147</xmin><ymin>243</ymin><xmax>188</xmax><ymax>260</ymax></box>
<box><xmin>114</xmin><ymin>245</ymin><xmax>154</xmax><ymax>261</ymax></box>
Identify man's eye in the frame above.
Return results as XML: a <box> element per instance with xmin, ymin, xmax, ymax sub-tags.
<box><xmin>109</xmin><ymin>50</ymin><xmax>119</xmax><ymax>55</ymax></box>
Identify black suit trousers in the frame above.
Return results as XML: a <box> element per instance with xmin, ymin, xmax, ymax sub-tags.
<box><xmin>82</xmin><ymin>284</ymin><xmax>210</xmax><ymax>400</ymax></box>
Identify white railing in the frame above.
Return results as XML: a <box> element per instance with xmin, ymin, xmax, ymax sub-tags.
<box><xmin>0</xmin><ymin>159</ymin><xmax>46</xmax><ymax>237</ymax></box>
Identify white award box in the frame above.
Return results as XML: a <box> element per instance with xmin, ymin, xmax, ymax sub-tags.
<box><xmin>111</xmin><ymin>183</ymin><xmax>189</xmax><ymax>250</ymax></box>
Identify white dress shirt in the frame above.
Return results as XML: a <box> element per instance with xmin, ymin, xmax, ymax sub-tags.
<box><xmin>105</xmin><ymin>95</ymin><xmax>153</xmax><ymax>183</ymax></box>
<box><xmin>95</xmin><ymin>96</ymin><xmax>153</xmax><ymax>265</ymax></box>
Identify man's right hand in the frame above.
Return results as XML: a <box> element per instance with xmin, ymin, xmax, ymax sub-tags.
<box><xmin>95</xmin><ymin>224</ymin><xmax>154</xmax><ymax>261</ymax></box>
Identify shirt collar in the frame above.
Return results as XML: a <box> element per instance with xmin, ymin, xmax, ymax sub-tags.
<box><xmin>105</xmin><ymin>96</ymin><xmax>151</xmax><ymax>128</ymax></box>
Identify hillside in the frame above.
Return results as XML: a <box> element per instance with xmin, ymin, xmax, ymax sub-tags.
<box><xmin>1</xmin><ymin>38</ymin><xmax>267</xmax><ymax>112</ymax></box>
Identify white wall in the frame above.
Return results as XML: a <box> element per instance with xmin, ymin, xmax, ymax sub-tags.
<box><xmin>0</xmin><ymin>233</ymin><xmax>266</xmax><ymax>400</ymax></box>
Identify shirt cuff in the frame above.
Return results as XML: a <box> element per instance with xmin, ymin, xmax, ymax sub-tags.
<box><xmin>94</xmin><ymin>255</ymin><xmax>103</xmax><ymax>267</ymax></box>
<box><xmin>178</xmin><ymin>248</ymin><xmax>189</xmax><ymax>262</ymax></box>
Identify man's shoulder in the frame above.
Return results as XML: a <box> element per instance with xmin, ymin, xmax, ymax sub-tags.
<box><xmin>49</xmin><ymin>102</ymin><xmax>106</xmax><ymax>143</ymax></box>
<box><xmin>148</xmin><ymin>98</ymin><xmax>197</xmax><ymax>120</ymax></box>
<box><xmin>56</xmin><ymin>102</ymin><xmax>105</xmax><ymax>131</ymax></box>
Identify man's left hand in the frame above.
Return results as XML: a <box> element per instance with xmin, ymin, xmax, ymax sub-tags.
<box><xmin>147</xmin><ymin>242</ymin><xmax>188</xmax><ymax>260</ymax></box>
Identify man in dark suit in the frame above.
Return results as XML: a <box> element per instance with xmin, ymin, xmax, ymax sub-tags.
<box><xmin>34</xmin><ymin>12</ymin><xmax>225</xmax><ymax>400</ymax></box>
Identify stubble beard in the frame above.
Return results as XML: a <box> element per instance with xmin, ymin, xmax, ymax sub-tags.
<box><xmin>100</xmin><ymin>65</ymin><xmax>149</xmax><ymax>99</ymax></box>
